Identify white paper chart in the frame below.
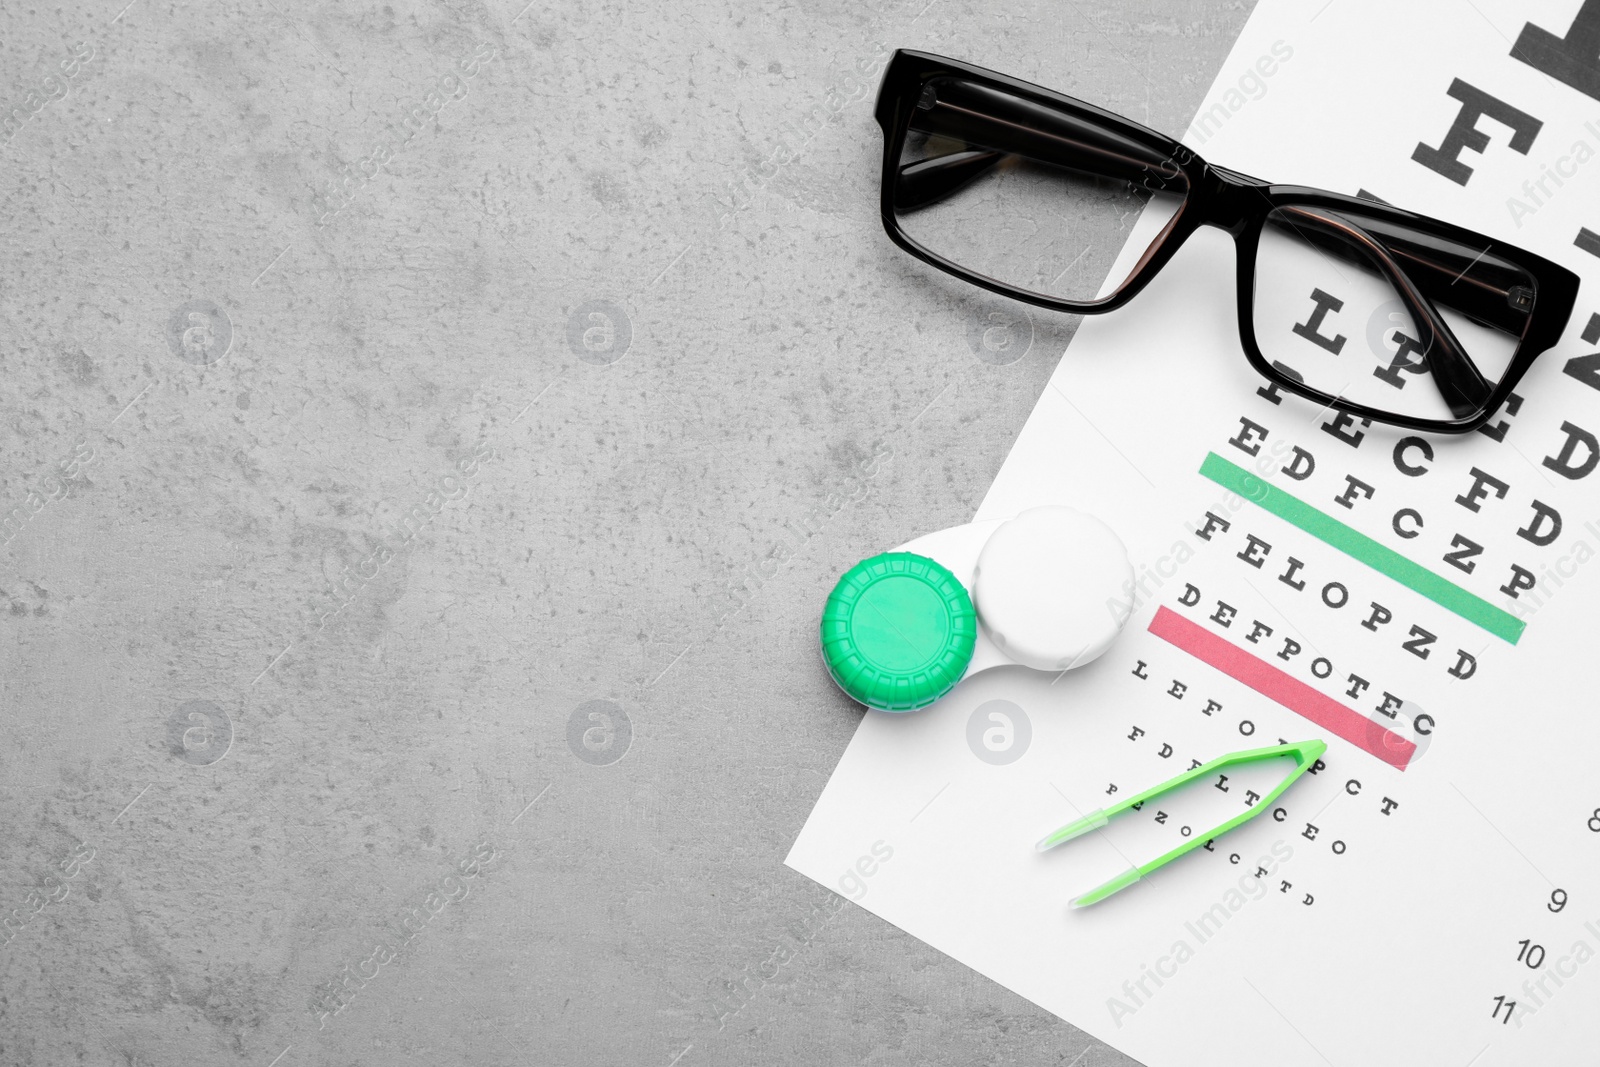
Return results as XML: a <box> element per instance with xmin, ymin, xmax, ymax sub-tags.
<box><xmin>788</xmin><ymin>2</ymin><xmax>1600</xmax><ymax>1064</ymax></box>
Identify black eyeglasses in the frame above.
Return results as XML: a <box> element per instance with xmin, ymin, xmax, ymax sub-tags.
<box><xmin>874</xmin><ymin>50</ymin><xmax>1581</xmax><ymax>434</ymax></box>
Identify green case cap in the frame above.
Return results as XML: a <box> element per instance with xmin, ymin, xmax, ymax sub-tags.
<box><xmin>819</xmin><ymin>551</ymin><xmax>977</xmax><ymax>712</ymax></box>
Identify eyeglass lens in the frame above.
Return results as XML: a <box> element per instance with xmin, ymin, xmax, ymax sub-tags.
<box><xmin>1253</xmin><ymin>206</ymin><xmax>1533</xmax><ymax>423</ymax></box>
<box><xmin>892</xmin><ymin>76</ymin><xmax>1187</xmax><ymax>304</ymax></box>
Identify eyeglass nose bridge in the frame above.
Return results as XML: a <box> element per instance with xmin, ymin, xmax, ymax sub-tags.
<box><xmin>1198</xmin><ymin>163</ymin><xmax>1270</xmax><ymax>233</ymax></box>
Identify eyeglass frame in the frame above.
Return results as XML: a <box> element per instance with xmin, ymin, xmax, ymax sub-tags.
<box><xmin>872</xmin><ymin>48</ymin><xmax>1581</xmax><ymax>435</ymax></box>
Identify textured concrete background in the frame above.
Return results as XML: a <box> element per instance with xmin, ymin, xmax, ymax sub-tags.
<box><xmin>0</xmin><ymin>2</ymin><xmax>1250</xmax><ymax>1064</ymax></box>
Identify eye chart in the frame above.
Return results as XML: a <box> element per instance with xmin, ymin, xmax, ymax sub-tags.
<box><xmin>788</xmin><ymin>2</ymin><xmax>1600</xmax><ymax>1064</ymax></box>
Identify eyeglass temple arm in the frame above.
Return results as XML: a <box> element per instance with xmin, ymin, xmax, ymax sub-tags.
<box><xmin>895</xmin><ymin>92</ymin><xmax>1178</xmax><ymax>213</ymax></box>
<box><xmin>1285</xmin><ymin>222</ymin><xmax>1531</xmax><ymax>336</ymax></box>
<box><xmin>893</xmin><ymin>148</ymin><xmax>1008</xmax><ymax>212</ymax></box>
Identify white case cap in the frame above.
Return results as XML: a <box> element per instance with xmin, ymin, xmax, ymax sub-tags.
<box><xmin>973</xmin><ymin>505</ymin><xmax>1135</xmax><ymax>671</ymax></box>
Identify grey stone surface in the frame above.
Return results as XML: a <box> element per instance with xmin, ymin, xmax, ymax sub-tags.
<box><xmin>0</xmin><ymin>2</ymin><xmax>1250</xmax><ymax>1064</ymax></box>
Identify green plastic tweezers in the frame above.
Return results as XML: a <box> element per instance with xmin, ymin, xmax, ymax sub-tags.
<box><xmin>1036</xmin><ymin>738</ymin><xmax>1327</xmax><ymax>908</ymax></box>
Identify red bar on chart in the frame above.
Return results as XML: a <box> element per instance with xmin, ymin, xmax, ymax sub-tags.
<box><xmin>1148</xmin><ymin>606</ymin><xmax>1417</xmax><ymax>770</ymax></box>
